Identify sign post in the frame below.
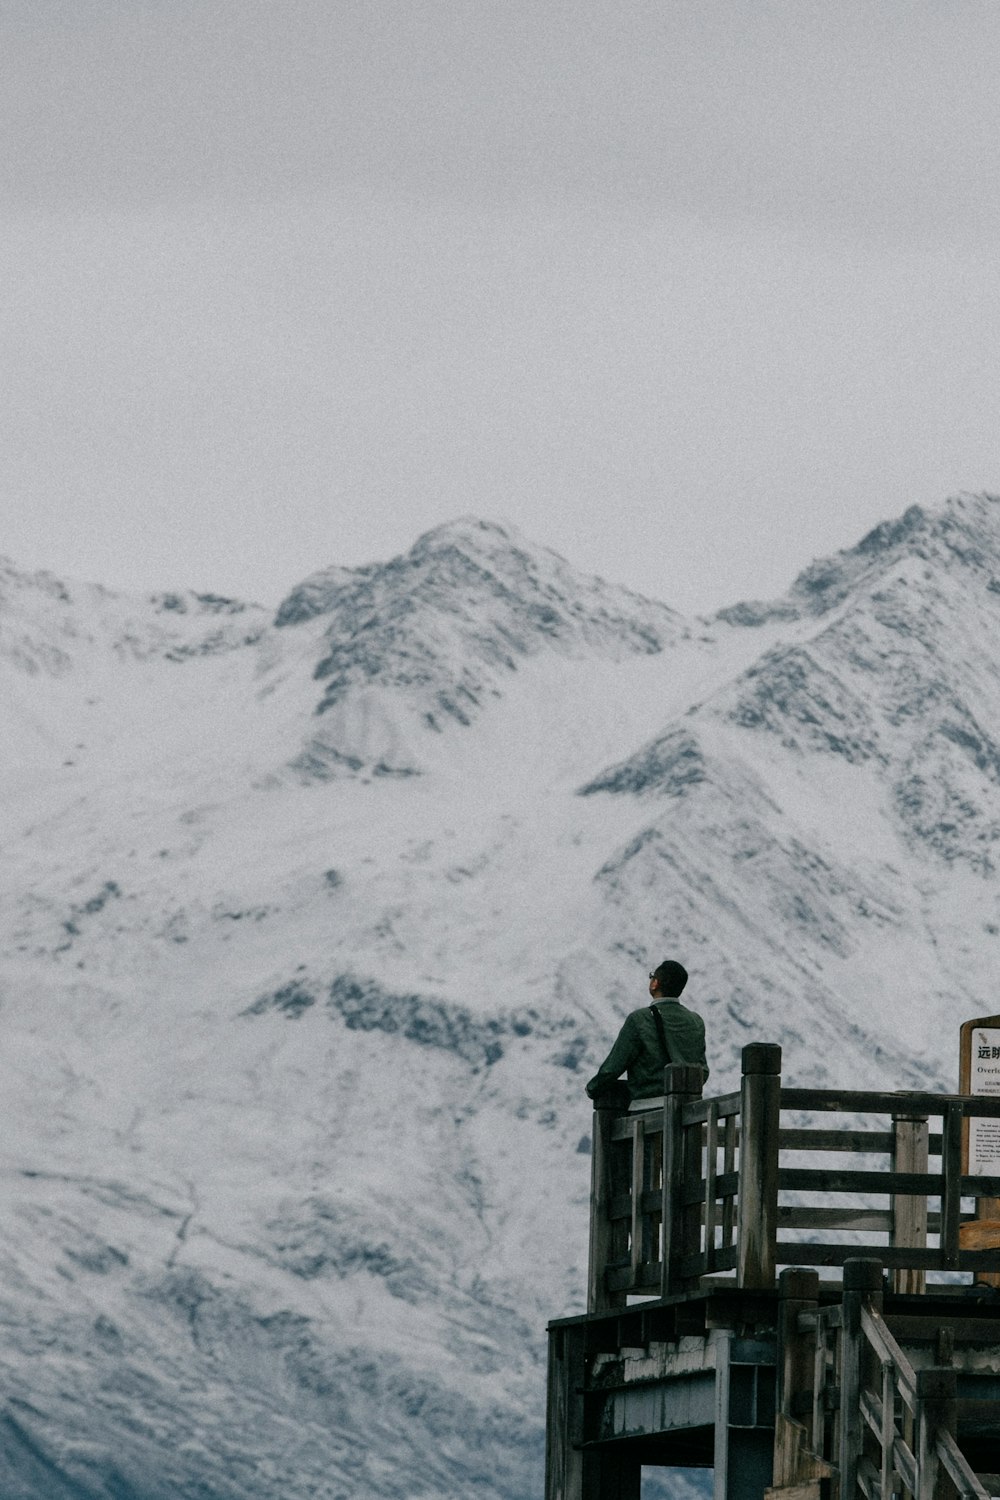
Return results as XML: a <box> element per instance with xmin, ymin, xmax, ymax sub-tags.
<box><xmin>959</xmin><ymin>1014</ymin><xmax>1000</xmax><ymax>1284</ymax></box>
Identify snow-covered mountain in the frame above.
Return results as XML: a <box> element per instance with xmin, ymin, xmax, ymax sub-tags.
<box><xmin>4</xmin><ymin>498</ymin><xmax>1000</xmax><ymax>1498</ymax></box>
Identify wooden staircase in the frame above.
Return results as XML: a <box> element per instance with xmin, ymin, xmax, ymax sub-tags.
<box><xmin>768</xmin><ymin>1262</ymin><xmax>998</xmax><ymax>1500</ymax></box>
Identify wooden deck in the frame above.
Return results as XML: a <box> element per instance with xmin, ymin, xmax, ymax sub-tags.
<box><xmin>546</xmin><ymin>1043</ymin><xmax>1000</xmax><ymax>1500</ymax></box>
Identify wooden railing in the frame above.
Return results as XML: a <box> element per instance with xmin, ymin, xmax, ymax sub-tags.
<box><xmin>588</xmin><ymin>1042</ymin><xmax>1000</xmax><ymax>1311</ymax></box>
<box><xmin>774</xmin><ymin>1261</ymin><xmax>990</xmax><ymax>1500</ymax></box>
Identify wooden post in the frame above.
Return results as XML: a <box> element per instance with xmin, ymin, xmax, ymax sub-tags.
<box><xmin>913</xmin><ymin>1367</ymin><xmax>957</xmax><ymax>1500</ymax></box>
<box><xmin>891</xmin><ymin>1111</ymin><xmax>929</xmax><ymax>1295</ymax></box>
<box><xmin>704</xmin><ymin>1100</ymin><xmax>719</xmax><ymax>1273</ymax></box>
<box><xmin>772</xmin><ymin>1268</ymin><xmax>822</xmax><ymax>1488</ymax></box>
<box><xmin>777</xmin><ymin>1268</ymin><xmax>820</xmax><ymax>1419</ymax></box>
<box><xmin>661</xmin><ymin>1063</ymin><xmax>705</xmax><ymax>1296</ymax></box>
<box><xmin>629</xmin><ymin>1113</ymin><xmax>646</xmax><ymax>1284</ymax></box>
<box><xmin>737</xmin><ymin>1042</ymin><xmax>782</xmax><ymax>1290</ymax></box>
<box><xmin>838</xmin><ymin>1258</ymin><xmax>883</xmax><ymax>1500</ymax></box>
<box><xmin>588</xmin><ymin>1101</ymin><xmax>624</xmax><ymax>1313</ymax></box>
<box><xmin>545</xmin><ymin>1323</ymin><xmax>587</xmax><ymax>1500</ymax></box>
<box><xmin>940</xmin><ymin>1102</ymin><xmax>962</xmax><ymax>1273</ymax></box>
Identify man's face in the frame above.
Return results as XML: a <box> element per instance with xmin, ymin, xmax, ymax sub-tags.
<box><xmin>648</xmin><ymin>972</ymin><xmax>660</xmax><ymax>997</ymax></box>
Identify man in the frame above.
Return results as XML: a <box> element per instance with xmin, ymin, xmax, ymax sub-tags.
<box><xmin>585</xmin><ymin>960</ymin><xmax>708</xmax><ymax>1104</ymax></box>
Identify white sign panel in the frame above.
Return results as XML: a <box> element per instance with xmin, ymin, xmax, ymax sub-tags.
<box><xmin>969</xmin><ymin>1027</ymin><xmax>1000</xmax><ymax>1174</ymax></box>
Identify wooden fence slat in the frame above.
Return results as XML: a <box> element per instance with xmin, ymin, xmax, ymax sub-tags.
<box><xmin>959</xmin><ymin>1174</ymin><xmax>1000</xmax><ymax>1196</ymax></box>
<box><xmin>704</xmin><ymin>1101</ymin><xmax>719</xmax><ymax>1273</ymax></box>
<box><xmin>629</xmin><ymin>1115</ymin><xmax>645</xmax><ymax>1280</ymax></box>
<box><xmin>781</xmin><ymin>1088</ymin><xmax>1000</xmax><ymax>1115</ymax></box>
<box><xmin>778</xmin><ymin>1128</ymin><xmax>895</xmax><ymax>1153</ymax></box>
<box><xmin>682</xmin><ymin>1090</ymin><xmax>741</xmax><ymax>1125</ymax></box>
<box><xmin>861</xmin><ymin>1303</ymin><xmax>918</xmax><ymax>1397</ymax></box>
<box><xmin>777</xmin><ymin>1206</ymin><xmax>894</xmax><ymax>1232</ymax></box>
<box><xmin>774</xmin><ymin>1246</ymin><xmax>948</xmax><ymax>1270</ymax></box>
<box><xmin>778</xmin><ymin>1167</ymin><xmax>940</xmax><ymax>1195</ymax></box>
<box><xmin>879</xmin><ymin>1361</ymin><xmax>895</xmax><ymax>1500</ymax></box>
<box><xmin>680</xmin><ymin>1245</ymin><xmax>737</xmax><ymax>1278</ymax></box>
<box><xmin>722</xmin><ymin>1111</ymin><xmax>737</xmax><ymax>1253</ymax></box>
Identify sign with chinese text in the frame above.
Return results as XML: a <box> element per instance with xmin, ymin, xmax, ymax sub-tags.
<box><xmin>960</xmin><ymin>1015</ymin><xmax>1000</xmax><ymax>1174</ymax></box>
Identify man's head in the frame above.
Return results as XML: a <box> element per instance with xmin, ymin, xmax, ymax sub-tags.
<box><xmin>648</xmin><ymin>960</ymin><xmax>688</xmax><ymax>998</ymax></box>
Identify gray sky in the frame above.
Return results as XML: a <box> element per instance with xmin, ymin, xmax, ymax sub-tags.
<box><xmin>3</xmin><ymin>1</ymin><xmax>1000</xmax><ymax>616</ymax></box>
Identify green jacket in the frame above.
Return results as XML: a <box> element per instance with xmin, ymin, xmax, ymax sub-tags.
<box><xmin>586</xmin><ymin>998</ymin><xmax>708</xmax><ymax>1101</ymax></box>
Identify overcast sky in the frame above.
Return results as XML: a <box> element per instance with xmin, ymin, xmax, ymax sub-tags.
<box><xmin>3</xmin><ymin>1</ymin><xmax>1000</xmax><ymax>616</ymax></box>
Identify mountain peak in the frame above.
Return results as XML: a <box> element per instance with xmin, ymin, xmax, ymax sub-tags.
<box><xmin>271</xmin><ymin>518</ymin><xmax>681</xmax><ymax>774</ymax></box>
<box><xmin>717</xmin><ymin>494</ymin><xmax>1000</xmax><ymax>627</ymax></box>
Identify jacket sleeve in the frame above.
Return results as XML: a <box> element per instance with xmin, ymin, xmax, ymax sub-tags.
<box><xmin>585</xmin><ymin>1016</ymin><xmax>639</xmax><ymax>1098</ymax></box>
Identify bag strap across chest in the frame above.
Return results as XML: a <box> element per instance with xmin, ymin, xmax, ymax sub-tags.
<box><xmin>651</xmin><ymin>1003</ymin><xmax>671</xmax><ymax>1067</ymax></box>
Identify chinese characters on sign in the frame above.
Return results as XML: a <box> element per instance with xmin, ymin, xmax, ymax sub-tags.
<box><xmin>969</xmin><ymin>1026</ymin><xmax>1000</xmax><ymax>1175</ymax></box>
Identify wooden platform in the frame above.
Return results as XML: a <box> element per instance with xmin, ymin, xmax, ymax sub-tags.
<box><xmin>546</xmin><ymin>1043</ymin><xmax>1000</xmax><ymax>1500</ymax></box>
<box><xmin>547</xmin><ymin>1274</ymin><xmax>1000</xmax><ymax>1500</ymax></box>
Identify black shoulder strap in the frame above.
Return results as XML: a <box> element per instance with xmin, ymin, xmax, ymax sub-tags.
<box><xmin>651</xmin><ymin>1003</ymin><xmax>671</xmax><ymax>1066</ymax></box>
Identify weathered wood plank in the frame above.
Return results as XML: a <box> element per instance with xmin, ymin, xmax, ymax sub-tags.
<box><xmin>839</xmin><ymin>1261</ymin><xmax>883</xmax><ymax>1500</ymax></box>
<box><xmin>935</xmin><ymin>1430</ymin><xmax>990</xmax><ymax>1500</ymax></box>
<box><xmin>605</xmin><ymin>1261</ymin><xmax>662</xmax><ymax>1293</ymax></box>
<box><xmin>777</xmin><ymin>1245</ymin><xmax>940</xmax><ymax>1269</ymax></box>
<box><xmin>661</xmin><ymin>1064</ymin><xmax>704</xmax><ymax>1296</ymax></box>
<box><xmin>942</xmin><ymin>1102</ymin><xmax>963</xmax><ymax>1271</ymax></box>
<box><xmin>680</xmin><ymin>1086</ymin><xmax>705</xmax><ymax>1280</ymax></box>
<box><xmin>588</xmin><ymin>1107</ymin><xmax>625</xmax><ymax>1313</ymax></box>
<box><xmin>886</xmin><ymin>1314</ymin><xmax>1000</xmax><ymax>1345</ymax></box>
<box><xmin>629</xmin><ymin>1116</ymin><xmax>644</xmax><ymax>1279</ymax></box>
<box><xmin>861</xmin><ymin>1302</ymin><xmax>917</xmax><ymax>1398</ymax></box>
<box><xmin>776</xmin><ymin>1269</ymin><xmax>820</xmax><ymax>1485</ymax></box>
<box><xmin>610</xmin><ymin>1113</ymin><xmax>660</xmax><ymax>1142</ymax></box>
<box><xmin>915</xmin><ymin>1367</ymin><xmax>958</xmax><ymax>1500</ymax></box>
<box><xmin>778</xmin><ymin>1168</ymin><xmax>940</xmax><ymax>1194</ymax></box>
<box><xmin>778</xmin><ymin>1128</ymin><xmax>895</xmax><ymax>1153</ymax></box>
<box><xmin>959</xmin><ymin>1175</ymin><xmax>1000</xmax><ymax>1196</ymax></box>
<box><xmin>957</xmin><ymin>1247</ymin><xmax>1000</xmax><ymax>1270</ymax></box>
<box><xmin>763</xmin><ymin>1480</ymin><xmax>823</xmax><ymax>1500</ymax></box>
<box><xmin>722</xmin><ymin>1111</ymin><xmax>737</xmax><ymax>1250</ymax></box>
<box><xmin>777</xmin><ymin>1206</ymin><xmax>893</xmax><ymax>1232</ymax></box>
<box><xmin>892</xmin><ymin>1113</ymin><xmax>929</xmax><ymax>1295</ymax></box>
<box><xmin>958</xmin><ymin>1216</ymin><xmax>1000</xmax><ymax>1249</ymax></box>
<box><xmin>704</xmin><ymin>1101</ymin><xmax>719</xmax><ymax>1272</ymax></box>
<box><xmin>781</xmin><ymin>1088</ymin><xmax>1000</xmax><ymax>1116</ymax></box>
<box><xmin>680</xmin><ymin>1244</ymin><xmax>736</xmax><ymax>1278</ymax></box>
<box><xmin>879</xmin><ymin>1365</ymin><xmax>895</xmax><ymax>1500</ymax></box>
<box><xmin>682</xmin><ymin>1089</ymin><xmax>741</xmax><ymax>1125</ymax></box>
<box><xmin>681</xmin><ymin>1169</ymin><xmax>738</xmax><ymax>1205</ymax></box>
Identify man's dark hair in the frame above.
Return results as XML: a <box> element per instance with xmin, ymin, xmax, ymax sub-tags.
<box><xmin>652</xmin><ymin>960</ymin><xmax>688</xmax><ymax>996</ymax></box>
